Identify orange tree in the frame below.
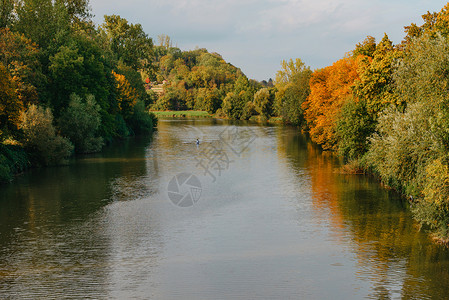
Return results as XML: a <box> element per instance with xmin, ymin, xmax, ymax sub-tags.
<box><xmin>302</xmin><ymin>57</ymin><xmax>359</xmax><ymax>150</ymax></box>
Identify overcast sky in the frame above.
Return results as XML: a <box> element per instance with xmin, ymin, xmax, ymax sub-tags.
<box><xmin>91</xmin><ymin>0</ymin><xmax>448</xmax><ymax>81</ymax></box>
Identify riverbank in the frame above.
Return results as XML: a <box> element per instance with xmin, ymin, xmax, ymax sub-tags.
<box><xmin>150</xmin><ymin>110</ymin><xmax>213</xmax><ymax>118</ymax></box>
<box><xmin>0</xmin><ymin>144</ymin><xmax>29</xmax><ymax>183</ymax></box>
<box><xmin>151</xmin><ymin>110</ymin><xmax>284</xmax><ymax>125</ymax></box>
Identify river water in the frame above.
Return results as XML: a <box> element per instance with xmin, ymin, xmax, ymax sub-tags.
<box><xmin>1</xmin><ymin>119</ymin><xmax>449</xmax><ymax>299</ymax></box>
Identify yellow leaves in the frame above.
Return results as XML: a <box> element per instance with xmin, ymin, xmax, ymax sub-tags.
<box><xmin>112</xmin><ymin>70</ymin><xmax>138</xmax><ymax>117</ymax></box>
<box><xmin>423</xmin><ymin>159</ymin><xmax>449</xmax><ymax>206</ymax></box>
<box><xmin>0</xmin><ymin>63</ymin><xmax>23</xmax><ymax>138</ymax></box>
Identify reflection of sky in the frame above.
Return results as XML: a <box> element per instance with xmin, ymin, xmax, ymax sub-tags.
<box><xmin>2</xmin><ymin>120</ymin><xmax>449</xmax><ymax>298</ymax></box>
<box><xmin>91</xmin><ymin>0</ymin><xmax>447</xmax><ymax>80</ymax></box>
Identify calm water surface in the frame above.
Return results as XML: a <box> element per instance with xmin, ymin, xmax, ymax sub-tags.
<box><xmin>1</xmin><ymin>119</ymin><xmax>449</xmax><ymax>299</ymax></box>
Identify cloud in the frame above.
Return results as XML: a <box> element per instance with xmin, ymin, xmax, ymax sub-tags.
<box><xmin>91</xmin><ymin>0</ymin><xmax>449</xmax><ymax>80</ymax></box>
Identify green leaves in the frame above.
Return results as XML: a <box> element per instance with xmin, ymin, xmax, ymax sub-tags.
<box><xmin>274</xmin><ymin>58</ymin><xmax>311</xmax><ymax>126</ymax></box>
<box><xmin>58</xmin><ymin>94</ymin><xmax>103</xmax><ymax>153</ymax></box>
<box><xmin>101</xmin><ymin>15</ymin><xmax>153</xmax><ymax>73</ymax></box>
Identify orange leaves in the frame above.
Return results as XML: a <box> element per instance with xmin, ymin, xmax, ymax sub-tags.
<box><xmin>302</xmin><ymin>57</ymin><xmax>359</xmax><ymax>150</ymax></box>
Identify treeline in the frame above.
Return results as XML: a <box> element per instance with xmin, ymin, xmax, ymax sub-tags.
<box><xmin>150</xmin><ymin>41</ymin><xmax>307</xmax><ymax>124</ymax></box>
<box><xmin>278</xmin><ymin>3</ymin><xmax>449</xmax><ymax>242</ymax></box>
<box><xmin>150</xmin><ymin>39</ymin><xmax>271</xmax><ymax>120</ymax></box>
<box><xmin>0</xmin><ymin>0</ymin><xmax>156</xmax><ymax>182</ymax></box>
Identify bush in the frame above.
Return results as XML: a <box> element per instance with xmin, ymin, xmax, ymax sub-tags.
<box><xmin>0</xmin><ymin>144</ymin><xmax>29</xmax><ymax>183</ymax></box>
<box><xmin>58</xmin><ymin>94</ymin><xmax>104</xmax><ymax>153</ymax></box>
<box><xmin>19</xmin><ymin>105</ymin><xmax>73</xmax><ymax>166</ymax></box>
<box><xmin>337</xmin><ymin>98</ymin><xmax>376</xmax><ymax>161</ymax></box>
<box><xmin>128</xmin><ymin>100</ymin><xmax>155</xmax><ymax>134</ymax></box>
<box><xmin>413</xmin><ymin>159</ymin><xmax>449</xmax><ymax>239</ymax></box>
<box><xmin>366</xmin><ymin>103</ymin><xmax>440</xmax><ymax>192</ymax></box>
<box><xmin>114</xmin><ymin>114</ymin><xmax>130</xmax><ymax>138</ymax></box>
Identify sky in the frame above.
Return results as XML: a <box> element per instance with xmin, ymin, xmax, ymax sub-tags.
<box><xmin>90</xmin><ymin>0</ymin><xmax>448</xmax><ymax>81</ymax></box>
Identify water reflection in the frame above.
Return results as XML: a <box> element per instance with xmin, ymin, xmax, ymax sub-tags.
<box><xmin>279</xmin><ymin>127</ymin><xmax>449</xmax><ymax>299</ymax></box>
<box><xmin>0</xmin><ymin>120</ymin><xmax>449</xmax><ymax>299</ymax></box>
<box><xmin>0</xmin><ymin>136</ymin><xmax>159</xmax><ymax>298</ymax></box>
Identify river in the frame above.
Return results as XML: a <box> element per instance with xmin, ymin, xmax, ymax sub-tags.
<box><xmin>1</xmin><ymin>119</ymin><xmax>449</xmax><ymax>299</ymax></box>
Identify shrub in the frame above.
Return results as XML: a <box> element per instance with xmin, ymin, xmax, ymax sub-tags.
<box><xmin>413</xmin><ymin>159</ymin><xmax>449</xmax><ymax>239</ymax></box>
<box><xmin>337</xmin><ymin>98</ymin><xmax>376</xmax><ymax>161</ymax></box>
<box><xmin>0</xmin><ymin>144</ymin><xmax>29</xmax><ymax>183</ymax></box>
<box><xmin>58</xmin><ymin>94</ymin><xmax>104</xmax><ymax>153</ymax></box>
<box><xmin>128</xmin><ymin>100</ymin><xmax>155</xmax><ymax>134</ymax></box>
<box><xmin>19</xmin><ymin>105</ymin><xmax>73</xmax><ymax>166</ymax></box>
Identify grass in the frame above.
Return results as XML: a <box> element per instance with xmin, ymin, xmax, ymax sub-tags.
<box><xmin>151</xmin><ymin>110</ymin><xmax>285</xmax><ymax>124</ymax></box>
<box><xmin>150</xmin><ymin>110</ymin><xmax>212</xmax><ymax>118</ymax></box>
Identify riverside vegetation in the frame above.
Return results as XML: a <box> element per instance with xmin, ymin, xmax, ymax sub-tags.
<box><xmin>148</xmin><ymin>3</ymin><xmax>449</xmax><ymax>243</ymax></box>
<box><xmin>0</xmin><ymin>0</ymin><xmax>157</xmax><ymax>182</ymax></box>
<box><xmin>2</xmin><ymin>0</ymin><xmax>449</xmax><ymax>242</ymax></box>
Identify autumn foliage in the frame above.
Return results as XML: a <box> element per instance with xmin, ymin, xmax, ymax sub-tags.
<box><xmin>302</xmin><ymin>57</ymin><xmax>359</xmax><ymax>150</ymax></box>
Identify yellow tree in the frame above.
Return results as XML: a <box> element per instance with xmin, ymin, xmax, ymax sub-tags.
<box><xmin>302</xmin><ymin>57</ymin><xmax>359</xmax><ymax>150</ymax></box>
<box><xmin>0</xmin><ymin>28</ymin><xmax>41</xmax><ymax>106</ymax></box>
<box><xmin>0</xmin><ymin>62</ymin><xmax>22</xmax><ymax>139</ymax></box>
<box><xmin>112</xmin><ymin>70</ymin><xmax>138</xmax><ymax>119</ymax></box>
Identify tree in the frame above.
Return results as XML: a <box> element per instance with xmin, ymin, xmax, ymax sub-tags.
<box><xmin>274</xmin><ymin>58</ymin><xmax>311</xmax><ymax>125</ymax></box>
<box><xmin>0</xmin><ymin>0</ymin><xmax>14</xmax><ymax>28</ymax></box>
<box><xmin>0</xmin><ymin>63</ymin><xmax>22</xmax><ymax>140</ymax></box>
<box><xmin>352</xmin><ymin>36</ymin><xmax>376</xmax><ymax>58</ymax></box>
<box><xmin>352</xmin><ymin>34</ymin><xmax>400</xmax><ymax>117</ymax></box>
<box><xmin>303</xmin><ymin>57</ymin><xmax>359</xmax><ymax>150</ymax></box>
<box><xmin>14</xmin><ymin>0</ymin><xmax>71</xmax><ymax>49</ymax></box>
<box><xmin>221</xmin><ymin>75</ymin><xmax>255</xmax><ymax>119</ymax></box>
<box><xmin>101</xmin><ymin>15</ymin><xmax>153</xmax><ymax>72</ymax></box>
<box><xmin>0</xmin><ymin>28</ymin><xmax>44</xmax><ymax>106</ymax></box>
<box><xmin>47</xmin><ymin>30</ymin><xmax>112</xmax><ymax>116</ymax></box>
<box><xmin>365</xmin><ymin>33</ymin><xmax>449</xmax><ymax>239</ymax></box>
<box><xmin>253</xmin><ymin>88</ymin><xmax>274</xmax><ymax>120</ymax></box>
<box><xmin>19</xmin><ymin>105</ymin><xmax>73</xmax><ymax>165</ymax></box>
<box><xmin>48</xmin><ymin>45</ymin><xmax>85</xmax><ymax>113</ymax></box>
<box><xmin>336</xmin><ymin>97</ymin><xmax>376</xmax><ymax>160</ymax></box>
<box><xmin>58</xmin><ymin>93</ymin><xmax>104</xmax><ymax>153</ymax></box>
<box><xmin>112</xmin><ymin>70</ymin><xmax>138</xmax><ymax>119</ymax></box>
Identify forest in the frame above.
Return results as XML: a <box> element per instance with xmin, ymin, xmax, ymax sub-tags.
<box><xmin>0</xmin><ymin>0</ymin><xmax>157</xmax><ymax>181</ymax></box>
<box><xmin>2</xmin><ymin>0</ymin><xmax>449</xmax><ymax>241</ymax></box>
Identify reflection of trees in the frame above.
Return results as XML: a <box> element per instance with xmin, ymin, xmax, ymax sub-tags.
<box><xmin>0</xmin><ymin>135</ymin><xmax>157</xmax><ymax>297</ymax></box>
<box><xmin>279</xmin><ymin>129</ymin><xmax>449</xmax><ymax>299</ymax></box>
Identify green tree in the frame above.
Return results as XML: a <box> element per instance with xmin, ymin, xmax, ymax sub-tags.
<box><xmin>336</xmin><ymin>97</ymin><xmax>376</xmax><ymax>160</ymax></box>
<box><xmin>274</xmin><ymin>58</ymin><xmax>311</xmax><ymax>125</ymax></box>
<box><xmin>353</xmin><ymin>34</ymin><xmax>400</xmax><ymax>116</ymax></box>
<box><xmin>14</xmin><ymin>0</ymin><xmax>71</xmax><ymax>49</ymax></box>
<box><xmin>101</xmin><ymin>15</ymin><xmax>153</xmax><ymax>72</ymax></box>
<box><xmin>253</xmin><ymin>88</ymin><xmax>274</xmax><ymax>120</ymax></box>
<box><xmin>0</xmin><ymin>0</ymin><xmax>14</xmax><ymax>28</ymax></box>
<box><xmin>352</xmin><ymin>36</ymin><xmax>376</xmax><ymax>58</ymax></box>
<box><xmin>58</xmin><ymin>93</ymin><xmax>104</xmax><ymax>153</ymax></box>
